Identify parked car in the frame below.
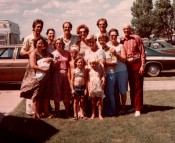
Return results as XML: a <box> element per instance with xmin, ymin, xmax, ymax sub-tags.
<box><xmin>0</xmin><ymin>44</ymin><xmax>28</xmax><ymax>84</ymax></box>
<box><xmin>1</xmin><ymin>44</ymin><xmax>175</xmax><ymax>83</ymax></box>
<box><xmin>143</xmin><ymin>39</ymin><xmax>175</xmax><ymax>54</ymax></box>
<box><xmin>145</xmin><ymin>46</ymin><xmax>175</xmax><ymax>77</ymax></box>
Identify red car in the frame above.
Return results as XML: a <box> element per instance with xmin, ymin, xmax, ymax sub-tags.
<box><xmin>0</xmin><ymin>44</ymin><xmax>28</xmax><ymax>84</ymax></box>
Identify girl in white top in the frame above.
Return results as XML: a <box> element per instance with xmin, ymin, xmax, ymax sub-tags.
<box><xmin>88</xmin><ymin>58</ymin><xmax>105</xmax><ymax>120</ymax></box>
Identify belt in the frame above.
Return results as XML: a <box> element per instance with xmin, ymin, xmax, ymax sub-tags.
<box><xmin>59</xmin><ymin>69</ymin><xmax>67</xmax><ymax>73</ymax></box>
<box><xmin>127</xmin><ymin>57</ymin><xmax>140</xmax><ymax>62</ymax></box>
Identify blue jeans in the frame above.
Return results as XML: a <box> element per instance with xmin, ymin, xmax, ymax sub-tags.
<box><xmin>104</xmin><ymin>72</ymin><xmax>116</xmax><ymax>116</ymax></box>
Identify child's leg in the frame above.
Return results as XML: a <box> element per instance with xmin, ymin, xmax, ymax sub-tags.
<box><xmin>97</xmin><ymin>97</ymin><xmax>103</xmax><ymax>120</ymax></box>
<box><xmin>73</xmin><ymin>97</ymin><xmax>79</xmax><ymax>119</ymax></box>
<box><xmin>80</xmin><ymin>97</ymin><xmax>85</xmax><ymax>118</ymax></box>
<box><xmin>90</xmin><ymin>97</ymin><xmax>96</xmax><ymax>119</ymax></box>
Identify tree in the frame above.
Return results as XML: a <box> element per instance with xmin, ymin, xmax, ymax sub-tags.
<box><xmin>152</xmin><ymin>0</ymin><xmax>174</xmax><ymax>40</ymax></box>
<box><xmin>131</xmin><ymin>0</ymin><xmax>154</xmax><ymax>38</ymax></box>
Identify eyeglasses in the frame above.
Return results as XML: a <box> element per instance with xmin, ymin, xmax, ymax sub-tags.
<box><xmin>99</xmin><ymin>23</ymin><xmax>106</xmax><ymax>26</ymax></box>
<box><xmin>110</xmin><ymin>35</ymin><xmax>117</xmax><ymax>37</ymax></box>
<box><xmin>55</xmin><ymin>42</ymin><xmax>63</xmax><ymax>45</ymax></box>
<box><xmin>79</xmin><ymin>30</ymin><xmax>86</xmax><ymax>33</ymax></box>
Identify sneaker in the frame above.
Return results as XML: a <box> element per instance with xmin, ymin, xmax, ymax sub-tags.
<box><xmin>135</xmin><ymin>111</ymin><xmax>141</xmax><ymax>117</ymax></box>
<box><xmin>127</xmin><ymin>108</ymin><xmax>135</xmax><ymax>113</ymax></box>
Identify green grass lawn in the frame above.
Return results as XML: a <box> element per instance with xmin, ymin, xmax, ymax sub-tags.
<box><xmin>0</xmin><ymin>90</ymin><xmax>175</xmax><ymax>143</ymax></box>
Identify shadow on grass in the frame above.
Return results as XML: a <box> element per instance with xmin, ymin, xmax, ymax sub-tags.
<box><xmin>142</xmin><ymin>104</ymin><xmax>175</xmax><ymax>114</ymax></box>
<box><xmin>123</xmin><ymin>104</ymin><xmax>175</xmax><ymax>115</ymax></box>
<box><xmin>0</xmin><ymin>115</ymin><xmax>59</xmax><ymax>143</ymax></box>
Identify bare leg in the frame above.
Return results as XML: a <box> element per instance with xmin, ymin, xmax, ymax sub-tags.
<box><xmin>80</xmin><ymin>97</ymin><xmax>85</xmax><ymax>118</ymax></box>
<box><xmin>98</xmin><ymin>97</ymin><xmax>103</xmax><ymax>120</ymax></box>
<box><xmin>90</xmin><ymin>97</ymin><xmax>96</xmax><ymax>119</ymax></box>
<box><xmin>73</xmin><ymin>97</ymin><xmax>79</xmax><ymax>119</ymax></box>
<box><xmin>32</xmin><ymin>101</ymin><xmax>41</xmax><ymax>120</ymax></box>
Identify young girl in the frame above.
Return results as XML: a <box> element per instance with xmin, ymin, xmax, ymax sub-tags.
<box><xmin>88</xmin><ymin>58</ymin><xmax>105</xmax><ymax>120</ymax></box>
<box><xmin>68</xmin><ymin>44</ymin><xmax>80</xmax><ymax>116</ymax></box>
<box><xmin>71</xmin><ymin>57</ymin><xmax>87</xmax><ymax>120</ymax></box>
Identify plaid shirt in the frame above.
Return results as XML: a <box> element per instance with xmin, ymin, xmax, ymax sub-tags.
<box><xmin>121</xmin><ymin>34</ymin><xmax>146</xmax><ymax>66</ymax></box>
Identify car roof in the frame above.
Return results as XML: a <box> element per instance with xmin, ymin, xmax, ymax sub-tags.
<box><xmin>0</xmin><ymin>44</ymin><xmax>22</xmax><ymax>48</ymax></box>
<box><xmin>145</xmin><ymin>46</ymin><xmax>175</xmax><ymax>56</ymax></box>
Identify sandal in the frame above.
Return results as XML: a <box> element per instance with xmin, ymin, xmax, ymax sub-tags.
<box><xmin>41</xmin><ymin>113</ymin><xmax>53</xmax><ymax>118</ymax></box>
<box><xmin>73</xmin><ymin>116</ymin><xmax>78</xmax><ymax>120</ymax></box>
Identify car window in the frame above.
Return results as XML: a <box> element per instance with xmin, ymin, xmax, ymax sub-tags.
<box><xmin>143</xmin><ymin>42</ymin><xmax>150</xmax><ymax>47</ymax></box>
<box><xmin>16</xmin><ymin>47</ymin><xmax>28</xmax><ymax>59</ymax></box>
<box><xmin>0</xmin><ymin>48</ymin><xmax>14</xmax><ymax>59</ymax></box>
<box><xmin>152</xmin><ymin>43</ymin><xmax>162</xmax><ymax>49</ymax></box>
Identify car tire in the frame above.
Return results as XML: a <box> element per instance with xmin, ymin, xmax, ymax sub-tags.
<box><xmin>146</xmin><ymin>64</ymin><xmax>161</xmax><ymax>77</ymax></box>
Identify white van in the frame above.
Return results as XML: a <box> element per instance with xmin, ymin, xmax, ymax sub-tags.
<box><xmin>0</xmin><ymin>20</ymin><xmax>21</xmax><ymax>45</ymax></box>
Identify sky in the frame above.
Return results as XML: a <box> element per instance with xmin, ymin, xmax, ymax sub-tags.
<box><xmin>0</xmin><ymin>0</ymin><xmax>173</xmax><ymax>39</ymax></box>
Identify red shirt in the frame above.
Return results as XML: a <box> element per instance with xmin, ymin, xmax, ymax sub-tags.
<box><xmin>121</xmin><ymin>35</ymin><xmax>146</xmax><ymax>65</ymax></box>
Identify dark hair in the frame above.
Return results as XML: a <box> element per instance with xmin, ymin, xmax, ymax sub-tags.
<box><xmin>55</xmin><ymin>38</ymin><xmax>65</xmax><ymax>49</ymax></box>
<box><xmin>98</xmin><ymin>34</ymin><xmax>109</xmax><ymax>42</ymax></box>
<box><xmin>76</xmin><ymin>24</ymin><xmax>89</xmax><ymax>35</ymax></box>
<box><xmin>46</xmin><ymin>28</ymin><xmax>55</xmax><ymax>35</ymax></box>
<box><xmin>62</xmin><ymin>21</ymin><xmax>72</xmax><ymax>29</ymax></box>
<box><xmin>109</xmin><ymin>28</ymin><xmax>119</xmax><ymax>36</ymax></box>
<box><xmin>96</xmin><ymin>18</ymin><xmax>108</xmax><ymax>27</ymax></box>
<box><xmin>33</xmin><ymin>37</ymin><xmax>47</xmax><ymax>49</ymax></box>
<box><xmin>74</xmin><ymin>56</ymin><xmax>85</xmax><ymax>68</ymax></box>
<box><xmin>32</xmin><ymin>19</ymin><xmax>44</xmax><ymax>31</ymax></box>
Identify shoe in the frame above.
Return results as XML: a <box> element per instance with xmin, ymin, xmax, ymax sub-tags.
<box><xmin>135</xmin><ymin>111</ymin><xmax>141</xmax><ymax>117</ymax></box>
<box><xmin>119</xmin><ymin>110</ymin><xmax>126</xmax><ymax>115</ymax></box>
<box><xmin>127</xmin><ymin>108</ymin><xmax>135</xmax><ymax>113</ymax></box>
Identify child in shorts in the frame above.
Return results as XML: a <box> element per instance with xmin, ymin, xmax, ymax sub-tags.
<box><xmin>71</xmin><ymin>56</ymin><xmax>87</xmax><ymax>120</ymax></box>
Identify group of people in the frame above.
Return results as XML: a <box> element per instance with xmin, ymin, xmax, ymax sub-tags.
<box><xmin>20</xmin><ymin>18</ymin><xmax>146</xmax><ymax>120</ymax></box>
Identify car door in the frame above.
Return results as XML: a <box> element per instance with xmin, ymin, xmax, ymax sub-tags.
<box><xmin>12</xmin><ymin>47</ymin><xmax>28</xmax><ymax>81</ymax></box>
<box><xmin>160</xmin><ymin>41</ymin><xmax>175</xmax><ymax>54</ymax></box>
<box><xmin>162</xmin><ymin>54</ymin><xmax>175</xmax><ymax>70</ymax></box>
<box><xmin>0</xmin><ymin>47</ymin><xmax>14</xmax><ymax>81</ymax></box>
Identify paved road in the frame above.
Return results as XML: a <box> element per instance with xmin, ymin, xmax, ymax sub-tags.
<box><xmin>0</xmin><ymin>80</ymin><xmax>175</xmax><ymax>121</ymax></box>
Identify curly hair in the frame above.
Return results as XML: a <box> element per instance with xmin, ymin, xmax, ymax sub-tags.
<box><xmin>76</xmin><ymin>24</ymin><xmax>89</xmax><ymax>35</ymax></box>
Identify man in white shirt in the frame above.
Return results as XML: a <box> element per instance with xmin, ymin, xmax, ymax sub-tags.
<box><xmin>59</xmin><ymin>21</ymin><xmax>80</xmax><ymax>51</ymax></box>
<box><xmin>20</xmin><ymin>19</ymin><xmax>44</xmax><ymax>115</ymax></box>
<box><xmin>96</xmin><ymin>18</ymin><xmax>109</xmax><ymax>49</ymax></box>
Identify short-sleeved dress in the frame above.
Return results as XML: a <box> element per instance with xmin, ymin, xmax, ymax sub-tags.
<box><xmin>52</xmin><ymin>50</ymin><xmax>71</xmax><ymax>103</ymax></box>
<box><xmin>88</xmin><ymin>65</ymin><xmax>104</xmax><ymax>97</ymax></box>
<box><xmin>20</xmin><ymin>53</ymin><xmax>53</xmax><ymax>102</ymax></box>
